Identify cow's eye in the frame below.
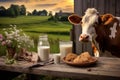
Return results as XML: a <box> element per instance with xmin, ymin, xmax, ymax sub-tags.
<box><xmin>95</xmin><ymin>22</ymin><xmax>98</xmax><ymax>24</ymax></box>
<box><xmin>93</xmin><ymin>22</ymin><xmax>98</xmax><ymax>27</ymax></box>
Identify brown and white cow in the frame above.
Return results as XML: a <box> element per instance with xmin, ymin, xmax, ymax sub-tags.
<box><xmin>68</xmin><ymin>8</ymin><xmax>120</xmax><ymax>57</ymax></box>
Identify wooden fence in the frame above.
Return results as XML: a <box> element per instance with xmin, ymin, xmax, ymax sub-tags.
<box><xmin>71</xmin><ymin>0</ymin><xmax>120</xmax><ymax>55</ymax></box>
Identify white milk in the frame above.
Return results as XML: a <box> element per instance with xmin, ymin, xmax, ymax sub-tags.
<box><xmin>38</xmin><ymin>46</ymin><xmax>50</xmax><ymax>61</ymax></box>
<box><xmin>60</xmin><ymin>44</ymin><xmax>72</xmax><ymax>59</ymax></box>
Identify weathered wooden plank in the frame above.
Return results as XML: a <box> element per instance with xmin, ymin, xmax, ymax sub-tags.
<box><xmin>93</xmin><ymin>0</ymin><xmax>98</xmax><ymax>9</ymax></box>
<box><xmin>104</xmin><ymin>0</ymin><xmax>110</xmax><ymax>13</ymax></box>
<box><xmin>74</xmin><ymin>25</ymin><xmax>82</xmax><ymax>54</ymax></box>
<box><xmin>116</xmin><ymin>0</ymin><xmax>120</xmax><ymax>16</ymax></box>
<box><xmin>74</xmin><ymin>0</ymin><xmax>82</xmax><ymax>15</ymax></box>
<box><xmin>70</xmin><ymin>26</ymin><xmax>76</xmax><ymax>53</ymax></box>
<box><xmin>74</xmin><ymin>0</ymin><xmax>83</xmax><ymax>54</ymax></box>
<box><xmin>82</xmin><ymin>0</ymin><xmax>87</xmax><ymax>14</ymax></box>
<box><xmin>109</xmin><ymin>0</ymin><xmax>116</xmax><ymax>15</ymax></box>
<box><xmin>81</xmin><ymin>42</ymin><xmax>93</xmax><ymax>55</ymax></box>
<box><xmin>31</xmin><ymin>62</ymin><xmax>120</xmax><ymax>80</ymax></box>
<box><xmin>29</xmin><ymin>68</ymin><xmax>119</xmax><ymax>80</ymax></box>
<box><xmin>0</xmin><ymin>57</ymin><xmax>120</xmax><ymax>80</ymax></box>
<box><xmin>74</xmin><ymin>0</ymin><xmax>120</xmax><ymax>16</ymax></box>
<box><xmin>37</xmin><ymin>62</ymin><xmax>120</xmax><ymax>72</ymax></box>
<box><xmin>90</xmin><ymin>0</ymin><xmax>94</xmax><ymax>7</ymax></box>
<box><xmin>98</xmin><ymin>57</ymin><xmax>120</xmax><ymax>64</ymax></box>
<box><xmin>97</xmin><ymin>0</ymin><xmax>105</xmax><ymax>14</ymax></box>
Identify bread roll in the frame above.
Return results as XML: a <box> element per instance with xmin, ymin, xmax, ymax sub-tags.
<box><xmin>73</xmin><ymin>52</ymin><xmax>92</xmax><ymax>63</ymax></box>
<box><xmin>65</xmin><ymin>53</ymin><xmax>77</xmax><ymax>62</ymax></box>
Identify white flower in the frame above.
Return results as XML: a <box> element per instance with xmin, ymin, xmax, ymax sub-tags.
<box><xmin>10</xmin><ymin>25</ymin><xmax>13</xmax><ymax>27</ymax></box>
<box><xmin>7</xmin><ymin>34</ymin><xmax>13</xmax><ymax>39</ymax></box>
<box><xmin>9</xmin><ymin>28</ymin><xmax>12</xmax><ymax>30</ymax></box>
<box><xmin>6</xmin><ymin>40</ymin><xmax>12</xmax><ymax>44</ymax></box>
<box><xmin>1</xmin><ymin>25</ymin><xmax>34</xmax><ymax>52</ymax></box>
<box><xmin>14</xmin><ymin>25</ymin><xmax>16</xmax><ymax>28</ymax></box>
<box><xmin>17</xmin><ymin>45</ymin><xmax>21</xmax><ymax>48</ymax></box>
<box><xmin>5</xmin><ymin>31</ymin><xmax>8</xmax><ymax>36</ymax></box>
<box><xmin>3</xmin><ymin>28</ymin><xmax>6</xmax><ymax>31</ymax></box>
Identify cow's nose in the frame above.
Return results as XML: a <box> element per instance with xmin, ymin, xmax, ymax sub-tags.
<box><xmin>79</xmin><ymin>34</ymin><xmax>89</xmax><ymax>41</ymax></box>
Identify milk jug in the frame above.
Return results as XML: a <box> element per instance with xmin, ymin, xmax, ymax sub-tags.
<box><xmin>38</xmin><ymin>35</ymin><xmax>50</xmax><ymax>61</ymax></box>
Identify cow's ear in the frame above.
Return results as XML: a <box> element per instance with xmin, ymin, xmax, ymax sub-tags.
<box><xmin>101</xmin><ymin>14</ymin><xmax>114</xmax><ymax>25</ymax></box>
<box><xmin>68</xmin><ymin>14</ymin><xmax>82</xmax><ymax>25</ymax></box>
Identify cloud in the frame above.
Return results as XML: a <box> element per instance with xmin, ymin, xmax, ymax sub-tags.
<box><xmin>0</xmin><ymin>0</ymin><xmax>28</xmax><ymax>2</ymax></box>
<box><xmin>0</xmin><ymin>0</ymin><xmax>74</xmax><ymax>13</ymax></box>
<box><xmin>35</xmin><ymin>3</ymin><xmax>57</xmax><ymax>7</ymax></box>
<box><xmin>65</xmin><ymin>5</ymin><xmax>73</xmax><ymax>8</ymax></box>
<box><xmin>59</xmin><ymin>0</ymin><xmax>67</xmax><ymax>3</ymax></box>
<box><xmin>0</xmin><ymin>0</ymin><xmax>52</xmax><ymax>2</ymax></box>
<box><xmin>39</xmin><ymin>0</ymin><xmax>47</xmax><ymax>1</ymax></box>
<box><xmin>0</xmin><ymin>0</ymin><xmax>23</xmax><ymax>2</ymax></box>
<box><xmin>53</xmin><ymin>7</ymin><xmax>62</xmax><ymax>11</ymax></box>
<box><xmin>53</xmin><ymin>5</ymin><xmax>73</xmax><ymax>12</ymax></box>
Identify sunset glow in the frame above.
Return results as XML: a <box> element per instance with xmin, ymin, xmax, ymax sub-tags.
<box><xmin>68</xmin><ymin>0</ymin><xmax>74</xmax><ymax>4</ymax></box>
<box><xmin>0</xmin><ymin>0</ymin><xmax>74</xmax><ymax>13</ymax></box>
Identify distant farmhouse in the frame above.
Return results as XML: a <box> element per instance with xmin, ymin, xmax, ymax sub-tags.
<box><xmin>48</xmin><ymin>10</ymin><xmax>73</xmax><ymax>21</ymax></box>
<box><xmin>55</xmin><ymin>10</ymin><xmax>73</xmax><ymax>17</ymax></box>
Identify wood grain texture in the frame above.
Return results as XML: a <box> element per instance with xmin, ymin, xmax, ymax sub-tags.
<box><xmin>0</xmin><ymin>57</ymin><xmax>120</xmax><ymax>80</ymax></box>
<box><xmin>74</xmin><ymin>0</ymin><xmax>120</xmax><ymax>16</ymax></box>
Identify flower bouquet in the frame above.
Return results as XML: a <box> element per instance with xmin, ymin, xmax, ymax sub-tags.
<box><xmin>0</xmin><ymin>25</ymin><xmax>34</xmax><ymax>64</ymax></box>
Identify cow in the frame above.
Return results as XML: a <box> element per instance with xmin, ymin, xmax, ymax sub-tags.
<box><xmin>68</xmin><ymin>8</ymin><xmax>120</xmax><ymax>57</ymax></box>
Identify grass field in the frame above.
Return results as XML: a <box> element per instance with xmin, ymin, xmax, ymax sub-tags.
<box><xmin>0</xmin><ymin>16</ymin><xmax>72</xmax><ymax>53</ymax></box>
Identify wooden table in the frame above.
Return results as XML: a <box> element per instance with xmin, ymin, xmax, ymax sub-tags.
<box><xmin>0</xmin><ymin>56</ymin><xmax>120</xmax><ymax>80</ymax></box>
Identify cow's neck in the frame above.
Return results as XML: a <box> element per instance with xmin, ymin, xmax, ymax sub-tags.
<box><xmin>94</xmin><ymin>18</ymin><xmax>120</xmax><ymax>57</ymax></box>
<box><xmin>93</xmin><ymin>25</ymin><xmax>108</xmax><ymax>56</ymax></box>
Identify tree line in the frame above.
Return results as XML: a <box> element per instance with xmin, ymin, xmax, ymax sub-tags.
<box><xmin>0</xmin><ymin>4</ymin><xmax>68</xmax><ymax>21</ymax></box>
<box><xmin>27</xmin><ymin>9</ymin><xmax>48</xmax><ymax>16</ymax></box>
<box><xmin>0</xmin><ymin>4</ymin><xmax>50</xmax><ymax>17</ymax></box>
<box><xmin>0</xmin><ymin>4</ymin><xmax>26</xmax><ymax>17</ymax></box>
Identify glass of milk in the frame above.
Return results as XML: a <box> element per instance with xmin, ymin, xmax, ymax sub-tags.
<box><xmin>59</xmin><ymin>41</ymin><xmax>73</xmax><ymax>59</ymax></box>
<box><xmin>38</xmin><ymin>35</ymin><xmax>50</xmax><ymax>61</ymax></box>
<box><xmin>53</xmin><ymin>53</ymin><xmax>61</xmax><ymax>64</ymax></box>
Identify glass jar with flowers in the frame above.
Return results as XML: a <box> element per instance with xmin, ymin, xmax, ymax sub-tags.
<box><xmin>0</xmin><ymin>25</ymin><xmax>34</xmax><ymax>64</ymax></box>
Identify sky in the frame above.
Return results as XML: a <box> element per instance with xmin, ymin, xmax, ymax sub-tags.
<box><xmin>0</xmin><ymin>0</ymin><xmax>74</xmax><ymax>14</ymax></box>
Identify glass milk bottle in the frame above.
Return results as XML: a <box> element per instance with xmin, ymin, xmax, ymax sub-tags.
<box><xmin>38</xmin><ymin>35</ymin><xmax>50</xmax><ymax>61</ymax></box>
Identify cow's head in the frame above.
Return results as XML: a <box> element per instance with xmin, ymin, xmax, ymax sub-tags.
<box><xmin>68</xmin><ymin>8</ymin><xmax>114</xmax><ymax>42</ymax></box>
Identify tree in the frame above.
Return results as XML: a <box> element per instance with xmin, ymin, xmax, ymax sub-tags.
<box><xmin>0</xmin><ymin>4</ymin><xmax>27</xmax><ymax>17</ymax></box>
<box><xmin>7</xmin><ymin>7</ymin><xmax>15</xmax><ymax>17</ymax></box>
<box><xmin>27</xmin><ymin>11</ymin><xmax>32</xmax><ymax>16</ymax></box>
<box><xmin>0</xmin><ymin>6</ymin><xmax>6</xmax><ymax>16</ymax></box>
<box><xmin>59</xmin><ymin>16</ymin><xmax>68</xmax><ymax>21</ymax></box>
<box><xmin>37</xmin><ymin>11</ymin><xmax>42</xmax><ymax>15</ymax></box>
<box><xmin>20</xmin><ymin>5</ymin><xmax>26</xmax><ymax>15</ymax></box>
<box><xmin>48</xmin><ymin>11</ymin><xmax>53</xmax><ymax>16</ymax></box>
<box><xmin>10</xmin><ymin>4</ymin><xmax>20</xmax><ymax>17</ymax></box>
<box><xmin>42</xmin><ymin>9</ymin><xmax>48</xmax><ymax>16</ymax></box>
<box><xmin>32</xmin><ymin>9</ymin><xmax>38</xmax><ymax>15</ymax></box>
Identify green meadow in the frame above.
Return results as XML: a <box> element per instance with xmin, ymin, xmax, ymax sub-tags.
<box><xmin>0</xmin><ymin>16</ymin><xmax>72</xmax><ymax>53</ymax></box>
